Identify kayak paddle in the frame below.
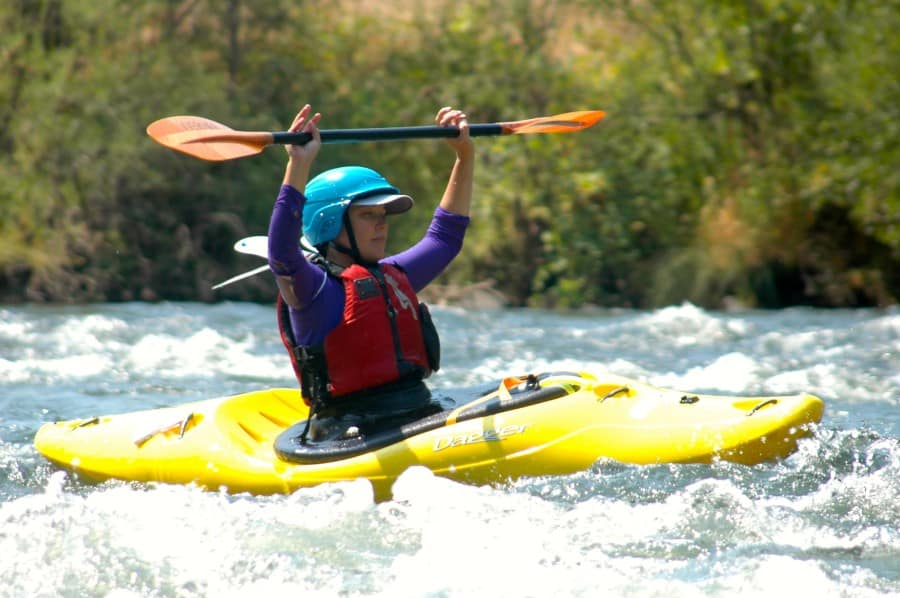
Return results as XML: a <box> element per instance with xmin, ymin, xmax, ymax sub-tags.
<box><xmin>147</xmin><ymin>110</ymin><xmax>606</xmax><ymax>161</ymax></box>
<box><xmin>211</xmin><ymin>237</ymin><xmax>269</xmax><ymax>290</ymax></box>
<box><xmin>211</xmin><ymin>236</ymin><xmax>314</xmax><ymax>290</ymax></box>
<box><xmin>211</xmin><ymin>265</ymin><xmax>269</xmax><ymax>290</ymax></box>
<box><xmin>233</xmin><ymin>235</ymin><xmax>269</xmax><ymax>260</ymax></box>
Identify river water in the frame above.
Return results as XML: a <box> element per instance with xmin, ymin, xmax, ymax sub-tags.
<box><xmin>1</xmin><ymin>302</ymin><xmax>898</xmax><ymax>596</ymax></box>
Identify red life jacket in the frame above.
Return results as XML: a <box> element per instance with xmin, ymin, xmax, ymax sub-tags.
<box><xmin>278</xmin><ymin>262</ymin><xmax>435</xmax><ymax>405</ymax></box>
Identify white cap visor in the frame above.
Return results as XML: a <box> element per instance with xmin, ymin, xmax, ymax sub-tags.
<box><xmin>352</xmin><ymin>193</ymin><xmax>414</xmax><ymax>214</ymax></box>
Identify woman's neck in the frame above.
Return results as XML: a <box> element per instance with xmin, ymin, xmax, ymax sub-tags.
<box><xmin>326</xmin><ymin>245</ymin><xmax>355</xmax><ymax>267</ymax></box>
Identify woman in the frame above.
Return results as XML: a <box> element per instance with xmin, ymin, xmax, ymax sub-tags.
<box><xmin>267</xmin><ymin>104</ymin><xmax>474</xmax><ymax>442</ymax></box>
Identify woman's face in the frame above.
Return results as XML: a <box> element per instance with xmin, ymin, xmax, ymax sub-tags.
<box><xmin>336</xmin><ymin>205</ymin><xmax>389</xmax><ymax>262</ymax></box>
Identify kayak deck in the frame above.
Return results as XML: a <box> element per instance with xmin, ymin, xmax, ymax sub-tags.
<box><xmin>34</xmin><ymin>371</ymin><xmax>825</xmax><ymax>496</ymax></box>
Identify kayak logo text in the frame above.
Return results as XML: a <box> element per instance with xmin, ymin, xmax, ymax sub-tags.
<box><xmin>432</xmin><ymin>424</ymin><xmax>530</xmax><ymax>452</ymax></box>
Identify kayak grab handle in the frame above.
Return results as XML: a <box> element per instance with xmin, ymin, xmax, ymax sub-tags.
<box><xmin>133</xmin><ymin>413</ymin><xmax>195</xmax><ymax>447</ymax></box>
<box><xmin>445</xmin><ymin>376</ymin><xmax>522</xmax><ymax>425</ymax></box>
<box><xmin>597</xmin><ymin>386</ymin><xmax>630</xmax><ymax>403</ymax></box>
<box><xmin>746</xmin><ymin>399</ymin><xmax>778</xmax><ymax>416</ymax></box>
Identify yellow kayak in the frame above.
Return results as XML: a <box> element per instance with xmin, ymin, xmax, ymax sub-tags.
<box><xmin>34</xmin><ymin>371</ymin><xmax>824</xmax><ymax>499</ymax></box>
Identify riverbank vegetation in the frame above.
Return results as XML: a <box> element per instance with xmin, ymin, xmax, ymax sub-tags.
<box><xmin>1</xmin><ymin>0</ymin><xmax>897</xmax><ymax>308</ymax></box>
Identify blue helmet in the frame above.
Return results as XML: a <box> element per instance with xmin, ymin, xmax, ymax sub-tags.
<box><xmin>302</xmin><ymin>166</ymin><xmax>413</xmax><ymax>246</ymax></box>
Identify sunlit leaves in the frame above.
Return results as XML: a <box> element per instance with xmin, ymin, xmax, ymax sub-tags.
<box><xmin>0</xmin><ymin>0</ymin><xmax>896</xmax><ymax>306</ymax></box>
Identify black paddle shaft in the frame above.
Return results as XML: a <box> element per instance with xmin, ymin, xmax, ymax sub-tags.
<box><xmin>272</xmin><ymin>124</ymin><xmax>504</xmax><ymax>145</ymax></box>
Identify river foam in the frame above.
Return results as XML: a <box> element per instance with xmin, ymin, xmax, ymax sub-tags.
<box><xmin>1</xmin><ymin>302</ymin><xmax>897</xmax><ymax>595</ymax></box>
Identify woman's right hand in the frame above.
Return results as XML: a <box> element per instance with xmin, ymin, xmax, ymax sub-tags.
<box><xmin>283</xmin><ymin>104</ymin><xmax>322</xmax><ymax>188</ymax></box>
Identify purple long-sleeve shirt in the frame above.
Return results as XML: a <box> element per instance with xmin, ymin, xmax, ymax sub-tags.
<box><xmin>268</xmin><ymin>184</ymin><xmax>469</xmax><ymax>346</ymax></box>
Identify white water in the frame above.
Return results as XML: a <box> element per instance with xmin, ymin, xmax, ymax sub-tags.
<box><xmin>1</xmin><ymin>302</ymin><xmax>898</xmax><ymax>596</ymax></box>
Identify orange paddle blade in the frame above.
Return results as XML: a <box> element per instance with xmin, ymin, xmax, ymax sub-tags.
<box><xmin>500</xmin><ymin>110</ymin><xmax>606</xmax><ymax>134</ymax></box>
<box><xmin>147</xmin><ymin>116</ymin><xmax>273</xmax><ymax>161</ymax></box>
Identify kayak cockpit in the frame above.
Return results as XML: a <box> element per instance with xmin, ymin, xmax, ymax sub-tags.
<box><xmin>274</xmin><ymin>373</ymin><xmax>581</xmax><ymax>464</ymax></box>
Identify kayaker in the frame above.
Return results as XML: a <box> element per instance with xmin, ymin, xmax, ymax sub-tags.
<box><xmin>267</xmin><ymin>104</ymin><xmax>474</xmax><ymax>442</ymax></box>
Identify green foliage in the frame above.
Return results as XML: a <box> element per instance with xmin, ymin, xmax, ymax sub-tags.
<box><xmin>585</xmin><ymin>0</ymin><xmax>900</xmax><ymax>307</ymax></box>
<box><xmin>0</xmin><ymin>0</ymin><xmax>897</xmax><ymax>307</ymax></box>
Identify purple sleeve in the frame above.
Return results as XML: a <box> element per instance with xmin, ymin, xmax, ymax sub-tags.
<box><xmin>267</xmin><ymin>185</ymin><xmax>306</xmax><ymax>276</ymax></box>
<box><xmin>385</xmin><ymin>206</ymin><xmax>470</xmax><ymax>291</ymax></box>
<box><xmin>267</xmin><ymin>184</ymin><xmax>343</xmax><ymax>345</ymax></box>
